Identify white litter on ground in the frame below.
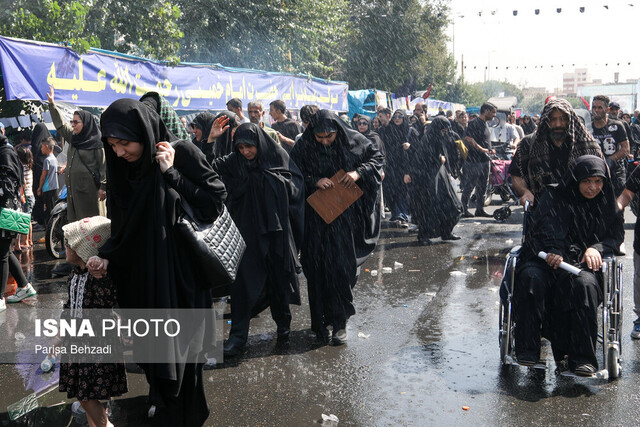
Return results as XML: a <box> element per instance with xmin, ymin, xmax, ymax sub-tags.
<box><xmin>394</xmin><ymin>261</ymin><xmax>403</xmax><ymax>269</ymax></box>
<box><xmin>357</xmin><ymin>332</ymin><xmax>370</xmax><ymax>339</ymax></box>
<box><xmin>449</xmin><ymin>271</ymin><xmax>467</xmax><ymax>277</ymax></box>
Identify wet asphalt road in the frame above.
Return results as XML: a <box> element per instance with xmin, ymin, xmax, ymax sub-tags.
<box><xmin>2</xmin><ymin>202</ymin><xmax>640</xmax><ymax>426</ymax></box>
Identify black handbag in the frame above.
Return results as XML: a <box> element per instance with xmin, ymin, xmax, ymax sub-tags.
<box><xmin>175</xmin><ymin>197</ymin><xmax>246</xmax><ymax>291</ymax></box>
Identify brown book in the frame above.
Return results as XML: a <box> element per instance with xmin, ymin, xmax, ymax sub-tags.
<box><xmin>306</xmin><ymin>169</ymin><xmax>363</xmax><ymax>224</ymax></box>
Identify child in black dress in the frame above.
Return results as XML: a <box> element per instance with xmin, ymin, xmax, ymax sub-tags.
<box><xmin>59</xmin><ymin>216</ymin><xmax>127</xmax><ymax>427</ymax></box>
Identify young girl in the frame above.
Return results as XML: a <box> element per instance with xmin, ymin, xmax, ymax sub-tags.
<box><xmin>16</xmin><ymin>147</ymin><xmax>34</xmax><ymax>249</ymax></box>
<box><xmin>58</xmin><ymin>216</ymin><xmax>127</xmax><ymax>427</ymax></box>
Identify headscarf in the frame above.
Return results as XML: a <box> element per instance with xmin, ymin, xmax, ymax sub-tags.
<box><xmin>31</xmin><ymin>123</ymin><xmax>52</xmax><ymax>170</ymax></box>
<box><xmin>521</xmin><ymin>115</ymin><xmax>537</xmax><ymax>135</ymax></box>
<box><xmin>191</xmin><ymin>112</ymin><xmax>216</xmax><ymax>156</ymax></box>
<box><xmin>212</xmin><ymin>110</ymin><xmax>239</xmax><ymax>159</ymax></box>
<box><xmin>139</xmin><ymin>91</ymin><xmax>189</xmax><ymax>140</ymax></box>
<box><xmin>521</xmin><ymin>98</ymin><xmax>603</xmax><ymax>196</ymax></box>
<box><xmin>386</xmin><ymin>109</ymin><xmax>412</xmax><ymax>145</ymax></box>
<box><xmin>411</xmin><ymin>116</ymin><xmax>461</xmax><ymax>177</ymax></box>
<box><xmin>70</xmin><ymin>110</ymin><xmax>102</xmax><ymax>150</ymax></box>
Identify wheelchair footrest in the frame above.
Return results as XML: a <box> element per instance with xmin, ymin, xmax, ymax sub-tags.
<box><xmin>559</xmin><ymin>369</ymin><xmax>609</xmax><ymax>380</ymax></box>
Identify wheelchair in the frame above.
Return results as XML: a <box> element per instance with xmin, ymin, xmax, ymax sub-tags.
<box><xmin>498</xmin><ymin>203</ymin><xmax>623</xmax><ymax>379</ymax></box>
<box><xmin>498</xmin><ymin>248</ymin><xmax>623</xmax><ymax>379</ymax></box>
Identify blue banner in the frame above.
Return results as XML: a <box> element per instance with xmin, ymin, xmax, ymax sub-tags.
<box><xmin>0</xmin><ymin>36</ymin><xmax>348</xmax><ymax>111</ymax></box>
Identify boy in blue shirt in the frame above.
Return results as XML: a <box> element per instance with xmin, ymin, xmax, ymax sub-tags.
<box><xmin>37</xmin><ymin>137</ymin><xmax>59</xmax><ymax>227</ymax></box>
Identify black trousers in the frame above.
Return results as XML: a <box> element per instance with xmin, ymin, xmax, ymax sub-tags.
<box><xmin>460</xmin><ymin>161</ymin><xmax>490</xmax><ymax>211</ymax></box>
<box><xmin>42</xmin><ymin>190</ymin><xmax>57</xmax><ymax>227</ymax></box>
<box><xmin>0</xmin><ymin>237</ymin><xmax>28</xmax><ymax>296</ymax></box>
<box><xmin>514</xmin><ymin>258</ymin><xmax>602</xmax><ymax>368</ymax></box>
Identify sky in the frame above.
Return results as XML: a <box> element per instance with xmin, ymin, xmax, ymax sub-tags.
<box><xmin>447</xmin><ymin>0</ymin><xmax>640</xmax><ymax>91</ymax></box>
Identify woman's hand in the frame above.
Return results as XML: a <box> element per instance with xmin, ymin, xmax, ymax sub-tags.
<box><xmin>155</xmin><ymin>141</ymin><xmax>175</xmax><ymax>173</ymax></box>
<box><xmin>316</xmin><ymin>177</ymin><xmax>334</xmax><ymax>190</ymax></box>
<box><xmin>207</xmin><ymin>116</ymin><xmax>230</xmax><ymax>142</ymax></box>
<box><xmin>440</xmin><ymin>155</ymin><xmax>446</xmax><ymax>164</ymax></box>
<box><xmin>402</xmin><ymin>142</ymin><xmax>411</xmax><ymax>150</ymax></box>
<box><xmin>338</xmin><ymin>171</ymin><xmax>360</xmax><ymax>189</ymax></box>
<box><xmin>404</xmin><ymin>174</ymin><xmax>411</xmax><ymax>184</ymax></box>
<box><xmin>545</xmin><ymin>252</ymin><xmax>563</xmax><ymax>269</ymax></box>
<box><xmin>87</xmin><ymin>256</ymin><xmax>109</xmax><ymax>278</ymax></box>
<box><xmin>581</xmin><ymin>247</ymin><xmax>603</xmax><ymax>271</ymax></box>
<box><xmin>98</xmin><ymin>189</ymin><xmax>107</xmax><ymax>201</ymax></box>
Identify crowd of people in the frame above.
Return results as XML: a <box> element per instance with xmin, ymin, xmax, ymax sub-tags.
<box><xmin>2</xmin><ymin>88</ymin><xmax>640</xmax><ymax>424</ymax></box>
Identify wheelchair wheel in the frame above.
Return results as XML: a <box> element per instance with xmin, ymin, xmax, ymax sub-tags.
<box><xmin>498</xmin><ymin>299</ymin><xmax>510</xmax><ymax>364</ymax></box>
<box><xmin>607</xmin><ymin>346</ymin><xmax>621</xmax><ymax>379</ymax></box>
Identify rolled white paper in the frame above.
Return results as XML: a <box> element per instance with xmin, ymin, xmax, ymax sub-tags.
<box><xmin>538</xmin><ymin>251</ymin><xmax>582</xmax><ymax>276</ymax></box>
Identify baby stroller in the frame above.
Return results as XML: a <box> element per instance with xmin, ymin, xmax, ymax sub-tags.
<box><xmin>487</xmin><ymin>157</ymin><xmax>519</xmax><ymax>222</ymax></box>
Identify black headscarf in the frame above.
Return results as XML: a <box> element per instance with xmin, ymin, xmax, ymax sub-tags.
<box><xmin>70</xmin><ymin>110</ymin><xmax>102</xmax><ymax>150</ymax></box>
<box><xmin>528</xmin><ymin>155</ymin><xmax>623</xmax><ymax>263</ymax></box>
<box><xmin>411</xmin><ymin>116</ymin><xmax>462</xmax><ymax>177</ymax></box>
<box><xmin>224</xmin><ymin>123</ymin><xmax>304</xmax><ymax>238</ymax></box>
<box><xmin>355</xmin><ymin>115</ymin><xmax>386</xmax><ymax>161</ymax></box>
<box><xmin>521</xmin><ymin>115</ymin><xmax>537</xmax><ymax>135</ymax></box>
<box><xmin>31</xmin><ymin>123</ymin><xmax>52</xmax><ymax>171</ymax></box>
<box><xmin>191</xmin><ymin>112</ymin><xmax>215</xmax><ymax>152</ymax></box>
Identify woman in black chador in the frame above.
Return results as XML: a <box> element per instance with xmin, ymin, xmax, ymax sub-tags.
<box><xmin>211</xmin><ymin>123</ymin><xmax>305</xmax><ymax>357</ymax></box>
<box><xmin>405</xmin><ymin>116</ymin><xmax>463</xmax><ymax>245</ymax></box>
<box><xmin>514</xmin><ymin>155</ymin><xmax>623</xmax><ymax>376</ymax></box>
<box><xmin>290</xmin><ymin>110</ymin><xmax>384</xmax><ymax>345</ymax></box>
<box><xmin>380</xmin><ymin>109</ymin><xmax>419</xmax><ymax>227</ymax></box>
<box><xmin>92</xmin><ymin>98</ymin><xmax>227</xmax><ymax>426</ymax></box>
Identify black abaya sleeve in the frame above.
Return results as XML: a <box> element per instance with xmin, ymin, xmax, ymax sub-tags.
<box><xmin>164</xmin><ymin>140</ymin><xmax>227</xmax><ymax>222</ymax></box>
<box><xmin>528</xmin><ymin>189</ymin><xmax>570</xmax><ymax>257</ymax></box>
<box><xmin>355</xmin><ymin>140</ymin><xmax>384</xmax><ymax>183</ymax></box>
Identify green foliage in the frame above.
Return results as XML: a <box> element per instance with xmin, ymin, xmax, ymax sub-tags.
<box><xmin>0</xmin><ymin>0</ymin><xmax>183</xmax><ymax>60</ymax></box>
<box><xmin>177</xmin><ymin>0</ymin><xmax>348</xmax><ymax>77</ymax></box>
<box><xmin>341</xmin><ymin>0</ymin><xmax>452</xmax><ymax>94</ymax></box>
<box><xmin>85</xmin><ymin>0</ymin><xmax>183</xmax><ymax>63</ymax></box>
<box><xmin>0</xmin><ymin>0</ymin><xmax>98</xmax><ymax>53</ymax></box>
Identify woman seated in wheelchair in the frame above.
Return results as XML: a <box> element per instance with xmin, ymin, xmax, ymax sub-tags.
<box><xmin>514</xmin><ymin>155</ymin><xmax>623</xmax><ymax>376</ymax></box>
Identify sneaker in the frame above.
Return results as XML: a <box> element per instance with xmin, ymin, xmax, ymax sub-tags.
<box><xmin>333</xmin><ymin>329</ymin><xmax>347</xmax><ymax>345</ymax></box>
<box><xmin>0</xmin><ymin>298</ymin><xmax>5</xmax><ymax>312</ymax></box>
<box><xmin>631</xmin><ymin>322</ymin><xmax>640</xmax><ymax>339</ymax></box>
<box><xmin>7</xmin><ymin>283</ymin><xmax>37</xmax><ymax>303</ymax></box>
<box><xmin>398</xmin><ymin>220</ymin><xmax>409</xmax><ymax>229</ymax></box>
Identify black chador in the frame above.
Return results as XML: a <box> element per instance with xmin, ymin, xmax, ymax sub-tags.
<box><xmin>211</xmin><ymin>123</ymin><xmax>305</xmax><ymax>353</ymax></box>
<box><xmin>290</xmin><ymin>110</ymin><xmax>383</xmax><ymax>343</ymax></box>
<box><xmin>407</xmin><ymin>116</ymin><xmax>462</xmax><ymax>244</ymax></box>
